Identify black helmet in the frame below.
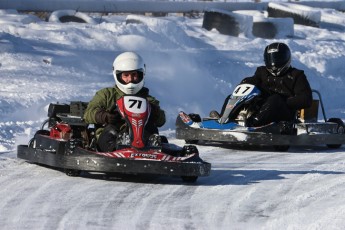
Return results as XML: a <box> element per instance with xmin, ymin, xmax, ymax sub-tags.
<box><xmin>264</xmin><ymin>42</ymin><xmax>291</xmax><ymax>76</ymax></box>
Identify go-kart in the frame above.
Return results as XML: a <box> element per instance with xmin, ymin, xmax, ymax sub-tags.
<box><xmin>17</xmin><ymin>96</ymin><xmax>211</xmax><ymax>182</ymax></box>
<box><xmin>176</xmin><ymin>84</ymin><xmax>345</xmax><ymax>151</ymax></box>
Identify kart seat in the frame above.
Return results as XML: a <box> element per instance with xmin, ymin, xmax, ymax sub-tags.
<box><xmin>297</xmin><ymin>99</ymin><xmax>319</xmax><ymax>123</ymax></box>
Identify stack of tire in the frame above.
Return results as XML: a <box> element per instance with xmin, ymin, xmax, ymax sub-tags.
<box><xmin>267</xmin><ymin>2</ymin><xmax>321</xmax><ymax>27</ymax></box>
<box><xmin>202</xmin><ymin>8</ymin><xmax>294</xmax><ymax>39</ymax></box>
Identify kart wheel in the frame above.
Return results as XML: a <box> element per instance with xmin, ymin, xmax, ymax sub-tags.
<box><xmin>160</xmin><ymin>135</ymin><xmax>169</xmax><ymax>144</ymax></box>
<box><xmin>185</xmin><ymin>139</ymin><xmax>199</xmax><ymax>144</ymax></box>
<box><xmin>35</xmin><ymin>129</ymin><xmax>50</xmax><ymax>136</ymax></box>
<box><xmin>181</xmin><ymin>176</ymin><xmax>198</xmax><ymax>183</ymax></box>
<box><xmin>181</xmin><ymin>145</ymin><xmax>199</xmax><ymax>156</ymax></box>
<box><xmin>274</xmin><ymin>145</ymin><xmax>290</xmax><ymax>152</ymax></box>
<box><xmin>28</xmin><ymin>138</ymin><xmax>36</xmax><ymax>148</ymax></box>
<box><xmin>65</xmin><ymin>169</ymin><xmax>81</xmax><ymax>177</ymax></box>
<box><xmin>326</xmin><ymin>118</ymin><xmax>345</xmax><ymax>149</ymax></box>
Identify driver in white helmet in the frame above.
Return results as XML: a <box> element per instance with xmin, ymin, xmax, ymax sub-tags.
<box><xmin>84</xmin><ymin>52</ymin><xmax>166</xmax><ymax>152</ymax></box>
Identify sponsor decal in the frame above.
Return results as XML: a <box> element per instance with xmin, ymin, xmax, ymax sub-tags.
<box><xmin>130</xmin><ymin>153</ymin><xmax>158</xmax><ymax>159</ymax></box>
<box><xmin>132</xmin><ymin>113</ymin><xmax>141</xmax><ymax>118</ymax></box>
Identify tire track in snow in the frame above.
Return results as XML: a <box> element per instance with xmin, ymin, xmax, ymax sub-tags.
<box><xmin>94</xmin><ymin>179</ymin><xmax>201</xmax><ymax>229</ymax></box>
<box><xmin>55</xmin><ymin>179</ymin><xmax>141</xmax><ymax>230</ymax></box>
<box><xmin>261</xmin><ymin>150</ymin><xmax>345</xmax><ymax>228</ymax></box>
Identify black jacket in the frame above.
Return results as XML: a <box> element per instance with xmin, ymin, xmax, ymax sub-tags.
<box><xmin>241</xmin><ymin>66</ymin><xmax>313</xmax><ymax>110</ymax></box>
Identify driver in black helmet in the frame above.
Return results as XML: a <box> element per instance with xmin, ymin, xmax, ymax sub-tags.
<box><xmin>240</xmin><ymin>42</ymin><xmax>313</xmax><ymax>126</ymax></box>
<box><xmin>211</xmin><ymin>42</ymin><xmax>313</xmax><ymax>127</ymax></box>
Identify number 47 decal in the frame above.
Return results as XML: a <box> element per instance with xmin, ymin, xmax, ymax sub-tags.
<box><xmin>233</xmin><ymin>84</ymin><xmax>255</xmax><ymax>96</ymax></box>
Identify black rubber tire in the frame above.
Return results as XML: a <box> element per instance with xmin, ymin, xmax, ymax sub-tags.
<box><xmin>185</xmin><ymin>140</ymin><xmax>199</xmax><ymax>144</ymax></box>
<box><xmin>252</xmin><ymin>21</ymin><xmax>277</xmax><ymax>39</ymax></box>
<box><xmin>274</xmin><ymin>145</ymin><xmax>290</xmax><ymax>152</ymax></box>
<box><xmin>181</xmin><ymin>176</ymin><xmax>198</xmax><ymax>183</ymax></box>
<box><xmin>28</xmin><ymin>138</ymin><xmax>36</xmax><ymax>148</ymax></box>
<box><xmin>202</xmin><ymin>11</ymin><xmax>240</xmax><ymax>36</ymax></box>
<box><xmin>326</xmin><ymin>118</ymin><xmax>345</xmax><ymax>149</ymax></box>
<box><xmin>65</xmin><ymin>169</ymin><xmax>81</xmax><ymax>177</ymax></box>
<box><xmin>267</xmin><ymin>6</ymin><xmax>319</xmax><ymax>27</ymax></box>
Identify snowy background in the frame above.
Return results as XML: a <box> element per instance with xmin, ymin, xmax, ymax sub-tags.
<box><xmin>1</xmin><ymin>1</ymin><xmax>345</xmax><ymax>229</ymax></box>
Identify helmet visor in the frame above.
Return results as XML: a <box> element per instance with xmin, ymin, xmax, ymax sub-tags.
<box><xmin>116</xmin><ymin>70</ymin><xmax>144</xmax><ymax>85</ymax></box>
<box><xmin>265</xmin><ymin>52</ymin><xmax>286</xmax><ymax>69</ymax></box>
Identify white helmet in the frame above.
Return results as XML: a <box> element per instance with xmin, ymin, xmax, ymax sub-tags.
<box><xmin>113</xmin><ymin>52</ymin><xmax>146</xmax><ymax>94</ymax></box>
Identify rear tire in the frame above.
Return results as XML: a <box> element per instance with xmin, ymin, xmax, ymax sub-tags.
<box><xmin>181</xmin><ymin>176</ymin><xmax>198</xmax><ymax>183</ymax></box>
<box><xmin>274</xmin><ymin>145</ymin><xmax>290</xmax><ymax>152</ymax></box>
<box><xmin>28</xmin><ymin>138</ymin><xmax>36</xmax><ymax>148</ymax></box>
<box><xmin>326</xmin><ymin>118</ymin><xmax>345</xmax><ymax>149</ymax></box>
<box><xmin>274</xmin><ymin>122</ymin><xmax>292</xmax><ymax>151</ymax></box>
<box><xmin>65</xmin><ymin>169</ymin><xmax>81</xmax><ymax>177</ymax></box>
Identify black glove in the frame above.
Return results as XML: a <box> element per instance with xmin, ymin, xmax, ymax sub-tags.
<box><xmin>95</xmin><ymin>110</ymin><xmax>122</xmax><ymax>125</ymax></box>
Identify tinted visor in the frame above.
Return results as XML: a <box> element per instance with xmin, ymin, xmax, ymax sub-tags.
<box><xmin>264</xmin><ymin>53</ymin><xmax>286</xmax><ymax>69</ymax></box>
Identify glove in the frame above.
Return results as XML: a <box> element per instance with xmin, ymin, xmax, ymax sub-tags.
<box><xmin>95</xmin><ymin>110</ymin><xmax>122</xmax><ymax>125</ymax></box>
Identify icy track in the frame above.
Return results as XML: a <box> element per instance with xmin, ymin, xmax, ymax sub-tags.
<box><xmin>1</xmin><ymin>5</ymin><xmax>345</xmax><ymax>229</ymax></box>
<box><xmin>1</xmin><ymin>141</ymin><xmax>345</xmax><ymax>229</ymax></box>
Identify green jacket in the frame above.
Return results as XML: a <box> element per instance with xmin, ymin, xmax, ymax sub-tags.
<box><xmin>84</xmin><ymin>86</ymin><xmax>166</xmax><ymax>136</ymax></box>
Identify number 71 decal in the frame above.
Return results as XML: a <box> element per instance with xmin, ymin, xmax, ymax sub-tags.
<box><xmin>124</xmin><ymin>96</ymin><xmax>147</xmax><ymax>113</ymax></box>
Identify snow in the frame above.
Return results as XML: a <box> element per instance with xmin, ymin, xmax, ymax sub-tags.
<box><xmin>1</xmin><ymin>3</ymin><xmax>345</xmax><ymax>229</ymax></box>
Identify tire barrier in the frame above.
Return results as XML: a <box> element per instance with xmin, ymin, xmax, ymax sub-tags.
<box><xmin>48</xmin><ymin>10</ymin><xmax>97</xmax><ymax>24</ymax></box>
<box><xmin>252</xmin><ymin>20</ymin><xmax>276</xmax><ymax>39</ymax></box>
<box><xmin>202</xmin><ymin>9</ymin><xmax>252</xmax><ymax>37</ymax></box>
<box><xmin>235</xmin><ymin>10</ymin><xmax>294</xmax><ymax>38</ymax></box>
<box><xmin>267</xmin><ymin>2</ymin><xmax>321</xmax><ymax>27</ymax></box>
<box><xmin>253</xmin><ymin>17</ymin><xmax>294</xmax><ymax>39</ymax></box>
<box><xmin>204</xmin><ymin>9</ymin><xmax>294</xmax><ymax>39</ymax></box>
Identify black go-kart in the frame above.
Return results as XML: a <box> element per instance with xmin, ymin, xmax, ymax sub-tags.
<box><xmin>176</xmin><ymin>84</ymin><xmax>345</xmax><ymax>151</ymax></box>
<box><xmin>18</xmin><ymin>96</ymin><xmax>211</xmax><ymax>182</ymax></box>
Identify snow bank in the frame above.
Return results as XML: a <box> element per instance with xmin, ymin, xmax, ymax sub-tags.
<box><xmin>0</xmin><ymin>9</ymin><xmax>41</xmax><ymax>24</ymax></box>
<box><xmin>320</xmin><ymin>9</ymin><xmax>345</xmax><ymax>29</ymax></box>
<box><xmin>126</xmin><ymin>14</ymin><xmax>195</xmax><ymax>47</ymax></box>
